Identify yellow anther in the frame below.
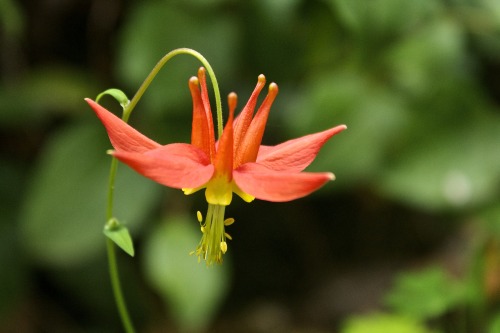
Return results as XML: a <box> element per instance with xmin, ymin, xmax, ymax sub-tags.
<box><xmin>196</xmin><ymin>211</ymin><xmax>203</xmax><ymax>223</ymax></box>
<box><xmin>220</xmin><ymin>241</ymin><xmax>228</xmax><ymax>254</ymax></box>
<box><xmin>201</xmin><ymin>226</ymin><xmax>205</xmax><ymax>233</ymax></box>
<box><xmin>225</xmin><ymin>232</ymin><xmax>232</xmax><ymax>240</ymax></box>
<box><xmin>224</xmin><ymin>218</ymin><xmax>235</xmax><ymax>226</ymax></box>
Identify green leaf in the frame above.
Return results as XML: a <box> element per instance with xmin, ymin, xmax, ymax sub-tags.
<box><xmin>143</xmin><ymin>215</ymin><xmax>229</xmax><ymax>331</ymax></box>
<box><xmin>0</xmin><ymin>67</ymin><xmax>94</xmax><ymax>127</ymax></box>
<box><xmin>0</xmin><ymin>0</ymin><xmax>24</xmax><ymax>38</ymax></box>
<box><xmin>384</xmin><ymin>267</ymin><xmax>465</xmax><ymax>320</ymax></box>
<box><xmin>96</xmin><ymin>89</ymin><xmax>130</xmax><ymax>109</ymax></box>
<box><xmin>0</xmin><ymin>160</ymin><xmax>28</xmax><ymax>321</ymax></box>
<box><xmin>20</xmin><ymin>123</ymin><xmax>161</xmax><ymax>267</ymax></box>
<box><xmin>379</xmin><ymin>111</ymin><xmax>500</xmax><ymax>211</ymax></box>
<box><xmin>489</xmin><ymin>313</ymin><xmax>500</xmax><ymax>333</ymax></box>
<box><xmin>341</xmin><ymin>313</ymin><xmax>434</xmax><ymax>333</ymax></box>
<box><xmin>103</xmin><ymin>218</ymin><xmax>135</xmax><ymax>257</ymax></box>
<box><xmin>286</xmin><ymin>70</ymin><xmax>411</xmax><ymax>188</ymax></box>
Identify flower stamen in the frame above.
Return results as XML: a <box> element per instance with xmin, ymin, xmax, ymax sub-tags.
<box><xmin>192</xmin><ymin>204</ymin><xmax>235</xmax><ymax>265</ymax></box>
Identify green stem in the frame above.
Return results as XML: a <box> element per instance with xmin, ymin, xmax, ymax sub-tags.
<box><xmin>107</xmin><ymin>237</ymin><xmax>135</xmax><ymax>333</ymax></box>
<box><xmin>106</xmin><ymin>158</ymin><xmax>119</xmax><ymax>220</ymax></box>
<box><xmin>123</xmin><ymin>48</ymin><xmax>223</xmax><ymax>137</ymax></box>
<box><xmin>106</xmin><ymin>157</ymin><xmax>135</xmax><ymax>333</ymax></box>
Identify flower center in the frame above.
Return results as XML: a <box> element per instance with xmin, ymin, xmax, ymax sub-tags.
<box><xmin>191</xmin><ymin>204</ymin><xmax>234</xmax><ymax>265</ymax></box>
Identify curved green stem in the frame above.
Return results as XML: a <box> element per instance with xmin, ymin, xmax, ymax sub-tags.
<box><xmin>123</xmin><ymin>48</ymin><xmax>223</xmax><ymax>137</ymax></box>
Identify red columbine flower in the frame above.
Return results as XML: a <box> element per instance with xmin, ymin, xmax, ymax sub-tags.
<box><xmin>86</xmin><ymin>67</ymin><xmax>346</xmax><ymax>265</ymax></box>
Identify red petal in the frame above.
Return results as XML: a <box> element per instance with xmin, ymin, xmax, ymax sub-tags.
<box><xmin>189</xmin><ymin>77</ymin><xmax>213</xmax><ymax>159</ymax></box>
<box><xmin>213</xmin><ymin>93</ymin><xmax>236</xmax><ymax>178</ymax></box>
<box><xmin>233</xmin><ymin>74</ymin><xmax>266</xmax><ymax>152</ymax></box>
<box><xmin>85</xmin><ymin>98</ymin><xmax>160</xmax><ymax>153</ymax></box>
<box><xmin>198</xmin><ymin>68</ymin><xmax>216</xmax><ymax>160</ymax></box>
<box><xmin>235</xmin><ymin>83</ymin><xmax>279</xmax><ymax>167</ymax></box>
<box><xmin>112</xmin><ymin>143</ymin><xmax>214</xmax><ymax>189</ymax></box>
<box><xmin>256</xmin><ymin>125</ymin><xmax>347</xmax><ymax>172</ymax></box>
<box><xmin>233</xmin><ymin>163</ymin><xmax>334</xmax><ymax>202</ymax></box>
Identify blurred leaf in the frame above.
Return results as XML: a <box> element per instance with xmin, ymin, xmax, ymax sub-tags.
<box><xmin>489</xmin><ymin>313</ymin><xmax>500</xmax><ymax>333</ymax></box>
<box><xmin>143</xmin><ymin>215</ymin><xmax>229</xmax><ymax>331</ymax></box>
<box><xmin>384</xmin><ymin>267</ymin><xmax>465</xmax><ymax>320</ymax></box>
<box><xmin>0</xmin><ymin>0</ymin><xmax>24</xmax><ymax>37</ymax></box>
<box><xmin>482</xmin><ymin>204</ymin><xmax>500</xmax><ymax>236</ymax></box>
<box><xmin>104</xmin><ymin>218</ymin><xmax>135</xmax><ymax>257</ymax></box>
<box><xmin>0</xmin><ymin>160</ymin><xmax>29</xmax><ymax>321</ymax></box>
<box><xmin>0</xmin><ymin>67</ymin><xmax>95</xmax><ymax>126</ymax></box>
<box><xmin>20</xmin><ymin>123</ymin><xmax>161</xmax><ymax>266</ymax></box>
<box><xmin>117</xmin><ymin>2</ymin><xmax>239</xmax><ymax>118</ymax></box>
<box><xmin>0</xmin><ymin>230</ymin><xmax>27</xmax><ymax>320</ymax></box>
<box><xmin>287</xmin><ymin>70</ymin><xmax>411</xmax><ymax>188</ymax></box>
<box><xmin>255</xmin><ymin>0</ymin><xmax>300</xmax><ymax>28</ymax></box>
<box><xmin>328</xmin><ymin>0</ymin><xmax>442</xmax><ymax>40</ymax></box>
<box><xmin>379</xmin><ymin>112</ymin><xmax>500</xmax><ymax>211</ymax></box>
<box><xmin>385</xmin><ymin>18</ymin><xmax>466</xmax><ymax>96</ymax></box>
<box><xmin>341</xmin><ymin>313</ymin><xmax>434</xmax><ymax>333</ymax></box>
<box><xmin>0</xmin><ymin>223</ymin><xmax>28</xmax><ymax>323</ymax></box>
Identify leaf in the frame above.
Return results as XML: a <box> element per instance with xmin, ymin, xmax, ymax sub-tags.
<box><xmin>379</xmin><ymin>112</ymin><xmax>500</xmax><ymax>211</ymax></box>
<box><xmin>0</xmin><ymin>67</ymin><xmax>94</xmax><ymax>127</ymax></box>
<box><xmin>96</xmin><ymin>89</ymin><xmax>130</xmax><ymax>109</ymax></box>
<box><xmin>0</xmin><ymin>0</ymin><xmax>24</xmax><ymax>38</ymax></box>
<box><xmin>286</xmin><ymin>70</ymin><xmax>411</xmax><ymax>188</ymax></box>
<box><xmin>0</xmin><ymin>160</ymin><xmax>28</xmax><ymax>320</ymax></box>
<box><xmin>103</xmin><ymin>218</ymin><xmax>135</xmax><ymax>257</ymax></box>
<box><xmin>341</xmin><ymin>313</ymin><xmax>434</xmax><ymax>333</ymax></box>
<box><xmin>20</xmin><ymin>123</ymin><xmax>161</xmax><ymax>267</ymax></box>
<box><xmin>143</xmin><ymin>215</ymin><xmax>230</xmax><ymax>331</ymax></box>
<box><xmin>489</xmin><ymin>313</ymin><xmax>500</xmax><ymax>333</ymax></box>
<box><xmin>384</xmin><ymin>267</ymin><xmax>465</xmax><ymax>320</ymax></box>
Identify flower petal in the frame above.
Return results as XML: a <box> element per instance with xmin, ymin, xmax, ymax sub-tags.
<box><xmin>213</xmin><ymin>93</ymin><xmax>236</xmax><ymax>178</ymax></box>
<box><xmin>234</xmin><ymin>83</ymin><xmax>279</xmax><ymax>167</ymax></box>
<box><xmin>233</xmin><ymin>163</ymin><xmax>334</xmax><ymax>202</ymax></box>
<box><xmin>256</xmin><ymin>125</ymin><xmax>347</xmax><ymax>172</ymax></box>
<box><xmin>233</xmin><ymin>74</ymin><xmax>266</xmax><ymax>151</ymax></box>
<box><xmin>112</xmin><ymin>143</ymin><xmax>214</xmax><ymax>189</ymax></box>
<box><xmin>189</xmin><ymin>76</ymin><xmax>213</xmax><ymax>160</ymax></box>
<box><xmin>85</xmin><ymin>98</ymin><xmax>161</xmax><ymax>153</ymax></box>
<box><xmin>198</xmin><ymin>68</ymin><xmax>216</xmax><ymax>159</ymax></box>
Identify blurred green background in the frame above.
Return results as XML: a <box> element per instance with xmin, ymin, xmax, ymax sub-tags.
<box><xmin>1</xmin><ymin>0</ymin><xmax>500</xmax><ymax>332</ymax></box>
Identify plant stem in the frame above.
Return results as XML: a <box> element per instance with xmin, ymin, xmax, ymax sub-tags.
<box><xmin>105</xmin><ymin>157</ymin><xmax>136</xmax><ymax>333</ymax></box>
<box><xmin>107</xmin><ymin>237</ymin><xmax>135</xmax><ymax>333</ymax></box>
<box><xmin>123</xmin><ymin>48</ymin><xmax>223</xmax><ymax>137</ymax></box>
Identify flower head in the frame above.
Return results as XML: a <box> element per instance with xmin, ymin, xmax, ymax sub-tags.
<box><xmin>86</xmin><ymin>68</ymin><xmax>346</xmax><ymax>265</ymax></box>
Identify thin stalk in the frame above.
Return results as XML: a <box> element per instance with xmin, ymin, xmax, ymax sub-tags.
<box><xmin>107</xmin><ymin>237</ymin><xmax>135</xmax><ymax>333</ymax></box>
<box><xmin>123</xmin><ymin>48</ymin><xmax>224</xmax><ymax>137</ymax></box>
<box><xmin>105</xmin><ymin>157</ymin><xmax>135</xmax><ymax>333</ymax></box>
